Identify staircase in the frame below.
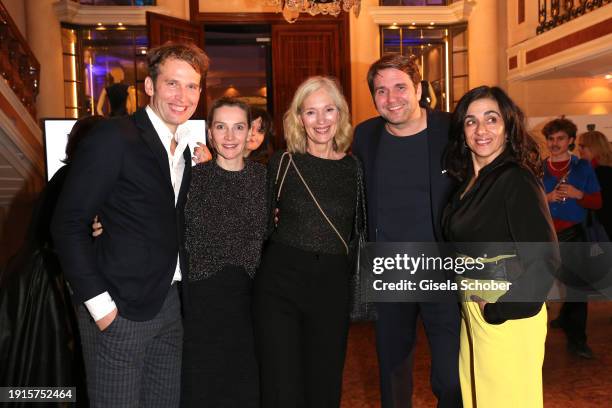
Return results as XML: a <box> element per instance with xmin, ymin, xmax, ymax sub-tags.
<box><xmin>0</xmin><ymin>0</ymin><xmax>44</xmax><ymax>267</ymax></box>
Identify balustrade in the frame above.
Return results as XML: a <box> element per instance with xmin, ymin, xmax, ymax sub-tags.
<box><xmin>537</xmin><ymin>0</ymin><xmax>611</xmax><ymax>34</ymax></box>
<box><xmin>0</xmin><ymin>2</ymin><xmax>40</xmax><ymax>119</ymax></box>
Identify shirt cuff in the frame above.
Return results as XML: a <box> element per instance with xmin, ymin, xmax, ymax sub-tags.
<box><xmin>84</xmin><ymin>292</ymin><xmax>117</xmax><ymax>322</ymax></box>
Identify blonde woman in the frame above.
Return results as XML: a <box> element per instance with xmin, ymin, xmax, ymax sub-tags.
<box><xmin>578</xmin><ymin>130</ymin><xmax>612</xmax><ymax>237</ymax></box>
<box><xmin>253</xmin><ymin>76</ymin><xmax>359</xmax><ymax>408</ymax></box>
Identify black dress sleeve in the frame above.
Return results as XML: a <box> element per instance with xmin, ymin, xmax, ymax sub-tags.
<box><xmin>483</xmin><ymin>168</ymin><xmax>560</xmax><ymax>324</ymax></box>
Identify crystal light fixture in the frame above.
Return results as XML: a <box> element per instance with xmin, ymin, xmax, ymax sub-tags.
<box><xmin>268</xmin><ymin>0</ymin><xmax>361</xmax><ymax>24</ymax></box>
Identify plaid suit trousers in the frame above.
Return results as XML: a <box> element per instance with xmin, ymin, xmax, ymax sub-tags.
<box><xmin>77</xmin><ymin>285</ymin><xmax>182</xmax><ymax>408</ymax></box>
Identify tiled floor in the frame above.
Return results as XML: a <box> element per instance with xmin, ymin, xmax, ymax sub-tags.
<box><xmin>341</xmin><ymin>302</ymin><xmax>612</xmax><ymax>408</ymax></box>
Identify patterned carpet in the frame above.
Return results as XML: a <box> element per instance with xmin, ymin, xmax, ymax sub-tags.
<box><xmin>341</xmin><ymin>302</ymin><xmax>612</xmax><ymax>408</ymax></box>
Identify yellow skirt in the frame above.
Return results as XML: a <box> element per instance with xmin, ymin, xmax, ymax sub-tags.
<box><xmin>459</xmin><ymin>278</ymin><xmax>547</xmax><ymax>408</ymax></box>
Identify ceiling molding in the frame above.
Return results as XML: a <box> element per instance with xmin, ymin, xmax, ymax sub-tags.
<box><xmin>368</xmin><ymin>0</ymin><xmax>475</xmax><ymax>26</ymax></box>
<box><xmin>53</xmin><ymin>0</ymin><xmax>171</xmax><ymax>25</ymax></box>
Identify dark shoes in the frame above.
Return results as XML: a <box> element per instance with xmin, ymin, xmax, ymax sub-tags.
<box><xmin>567</xmin><ymin>342</ymin><xmax>594</xmax><ymax>359</ymax></box>
<box><xmin>550</xmin><ymin>316</ymin><xmax>593</xmax><ymax>359</ymax></box>
<box><xmin>550</xmin><ymin>317</ymin><xmax>565</xmax><ymax>329</ymax></box>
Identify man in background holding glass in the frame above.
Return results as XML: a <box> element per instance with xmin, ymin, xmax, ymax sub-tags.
<box><xmin>542</xmin><ymin>117</ymin><xmax>601</xmax><ymax>359</ymax></box>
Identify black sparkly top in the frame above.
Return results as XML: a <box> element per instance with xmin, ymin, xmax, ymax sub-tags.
<box><xmin>185</xmin><ymin>160</ymin><xmax>267</xmax><ymax>280</ymax></box>
<box><xmin>267</xmin><ymin>151</ymin><xmax>358</xmax><ymax>255</ymax></box>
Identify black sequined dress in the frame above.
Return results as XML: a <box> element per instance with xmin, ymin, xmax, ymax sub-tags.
<box><xmin>181</xmin><ymin>160</ymin><xmax>267</xmax><ymax>407</ymax></box>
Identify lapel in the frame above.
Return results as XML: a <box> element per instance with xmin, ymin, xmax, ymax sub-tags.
<box><xmin>177</xmin><ymin>146</ymin><xmax>192</xmax><ymax>206</ymax></box>
<box><xmin>426</xmin><ymin>109</ymin><xmax>451</xmax><ymax>240</ymax></box>
<box><xmin>368</xmin><ymin>117</ymin><xmax>386</xmax><ymax>234</ymax></box>
<box><xmin>133</xmin><ymin>109</ymin><xmax>174</xmax><ymax>194</ymax></box>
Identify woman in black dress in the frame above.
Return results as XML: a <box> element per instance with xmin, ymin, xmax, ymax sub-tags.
<box><xmin>442</xmin><ymin>86</ymin><xmax>558</xmax><ymax>407</ymax></box>
<box><xmin>253</xmin><ymin>76</ymin><xmax>359</xmax><ymax>408</ymax></box>
<box><xmin>181</xmin><ymin>97</ymin><xmax>267</xmax><ymax>407</ymax></box>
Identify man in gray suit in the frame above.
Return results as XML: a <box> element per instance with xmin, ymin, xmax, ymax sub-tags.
<box><xmin>52</xmin><ymin>42</ymin><xmax>209</xmax><ymax>407</ymax></box>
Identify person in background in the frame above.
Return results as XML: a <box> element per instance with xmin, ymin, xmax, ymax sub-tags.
<box><xmin>577</xmin><ymin>130</ymin><xmax>612</xmax><ymax>238</ymax></box>
<box><xmin>352</xmin><ymin>54</ymin><xmax>461</xmax><ymax>408</ymax></box>
<box><xmin>96</xmin><ymin>67</ymin><xmax>136</xmax><ymax>117</ymax></box>
<box><xmin>0</xmin><ymin>115</ymin><xmax>104</xmax><ymax>406</ymax></box>
<box><xmin>193</xmin><ymin>106</ymin><xmax>275</xmax><ymax>166</ymax></box>
<box><xmin>253</xmin><ymin>76</ymin><xmax>359</xmax><ymax>408</ymax></box>
<box><xmin>181</xmin><ymin>97</ymin><xmax>266</xmax><ymax>407</ymax></box>
<box><xmin>246</xmin><ymin>106</ymin><xmax>276</xmax><ymax>165</ymax></box>
<box><xmin>542</xmin><ymin>117</ymin><xmax>602</xmax><ymax>359</ymax></box>
<box><xmin>443</xmin><ymin>86</ymin><xmax>558</xmax><ymax>408</ymax></box>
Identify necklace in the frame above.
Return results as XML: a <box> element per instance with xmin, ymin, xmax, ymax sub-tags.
<box><xmin>548</xmin><ymin>158</ymin><xmax>570</xmax><ymax>172</ymax></box>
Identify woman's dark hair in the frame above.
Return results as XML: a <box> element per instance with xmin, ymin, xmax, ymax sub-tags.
<box><xmin>64</xmin><ymin>115</ymin><xmax>105</xmax><ymax>164</ymax></box>
<box><xmin>207</xmin><ymin>97</ymin><xmax>251</xmax><ymax>129</ymax></box>
<box><xmin>444</xmin><ymin>86</ymin><xmax>542</xmax><ymax>181</ymax></box>
<box><xmin>248</xmin><ymin>106</ymin><xmax>275</xmax><ymax>163</ymax></box>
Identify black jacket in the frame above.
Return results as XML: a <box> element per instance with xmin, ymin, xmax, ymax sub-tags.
<box><xmin>443</xmin><ymin>150</ymin><xmax>559</xmax><ymax>323</ymax></box>
<box><xmin>1</xmin><ymin>165</ymin><xmax>87</xmax><ymax>400</ymax></box>
<box><xmin>51</xmin><ymin>109</ymin><xmax>191</xmax><ymax>321</ymax></box>
<box><xmin>594</xmin><ymin>165</ymin><xmax>612</xmax><ymax>238</ymax></box>
<box><xmin>352</xmin><ymin>110</ymin><xmax>455</xmax><ymax>241</ymax></box>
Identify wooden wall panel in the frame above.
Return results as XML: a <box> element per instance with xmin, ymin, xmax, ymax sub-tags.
<box><xmin>146</xmin><ymin>12</ymin><xmax>207</xmax><ymax>117</ymax></box>
<box><xmin>271</xmin><ymin>24</ymin><xmax>344</xmax><ymax>147</ymax></box>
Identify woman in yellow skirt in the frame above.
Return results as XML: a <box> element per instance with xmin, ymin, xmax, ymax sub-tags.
<box><xmin>442</xmin><ymin>86</ymin><xmax>559</xmax><ymax>407</ymax></box>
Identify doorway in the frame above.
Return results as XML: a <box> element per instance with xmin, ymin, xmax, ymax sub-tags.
<box><xmin>204</xmin><ymin>25</ymin><xmax>273</xmax><ymax>115</ymax></box>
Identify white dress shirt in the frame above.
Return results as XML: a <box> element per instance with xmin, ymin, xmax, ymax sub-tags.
<box><xmin>84</xmin><ymin>106</ymin><xmax>190</xmax><ymax>321</ymax></box>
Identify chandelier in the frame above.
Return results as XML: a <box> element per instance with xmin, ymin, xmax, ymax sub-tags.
<box><xmin>268</xmin><ymin>0</ymin><xmax>361</xmax><ymax>23</ymax></box>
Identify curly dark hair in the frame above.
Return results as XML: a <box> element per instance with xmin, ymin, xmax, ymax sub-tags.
<box><xmin>248</xmin><ymin>106</ymin><xmax>275</xmax><ymax>164</ymax></box>
<box><xmin>444</xmin><ymin>86</ymin><xmax>542</xmax><ymax>181</ymax></box>
<box><xmin>542</xmin><ymin>117</ymin><xmax>577</xmax><ymax>140</ymax></box>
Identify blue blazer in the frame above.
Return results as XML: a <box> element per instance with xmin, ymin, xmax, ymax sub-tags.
<box><xmin>352</xmin><ymin>110</ymin><xmax>455</xmax><ymax>241</ymax></box>
<box><xmin>51</xmin><ymin>109</ymin><xmax>191</xmax><ymax>321</ymax></box>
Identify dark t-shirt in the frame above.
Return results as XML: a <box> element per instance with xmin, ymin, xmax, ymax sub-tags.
<box><xmin>376</xmin><ymin>128</ymin><xmax>435</xmax><ymax>242</ymax></box>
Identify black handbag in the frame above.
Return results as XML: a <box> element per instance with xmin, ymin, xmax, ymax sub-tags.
<box><xmin>348</xmin><ymin>156</ymin><xmax>377</xmax><ymax>322</ymax></box>
<box><xmin>581</xmin><ymin>210</ymin><xmax>612</xmax><ymax>291</ymax></box>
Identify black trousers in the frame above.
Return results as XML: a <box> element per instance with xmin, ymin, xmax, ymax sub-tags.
<box><xmin>375</xmin><ymin>302</ymin><xmax>461</xmax><ymax>408</ymax></box>
<box><xmin>253</xmin><ymin>242</ymin><xmax>350</xmax><ymax>408</ymax></box>
<box><xmin>557</xmin><ymin>224</ymin><xmax>589</xmax><ymax>346</ymax></box>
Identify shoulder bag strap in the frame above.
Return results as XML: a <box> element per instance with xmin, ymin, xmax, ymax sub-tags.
<box><xmin>275</xmin><ymin>151</ymin><xmax>292</xmax><ymax>202</ymax></box>
<box><xmin>353</xmin><ymin>155</ymin><xmax>367</xmax><ymax>239</ymax></box>
<box><xmin>289</xmin><ymin>155</ymin><xmax>349</xmax><ymax>254</ymax></box>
